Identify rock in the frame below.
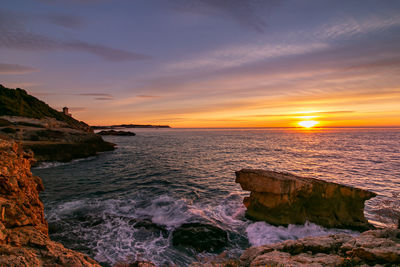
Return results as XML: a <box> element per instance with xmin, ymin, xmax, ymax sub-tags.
<box><xmin>239</xmin><ymin>229</ymin><xmax>400</xmax><ymax>267</ymax></box>
<box><xmin>0</xmin><ymin>86</ymin><xmax>116</xmax><ymax>164</ymax></box>
<box><xmin>98</xmin><ymin>130</ymin><xmax>136</xmax><ymax>136</ymax></box>
<box><xmin>341</xmin><ymin>228</ymin><xmax>400</xmax><ymax>264</ymax></box>
<box><xmin>129</xmin><ymin>218</ymin><xmax>168</xmax><ymax>237</ymax></box>
<box><xmin>114</xmin><ymin>260</ymin><xmax>157</xmax><ymax>267</ymax></box>
<box><xmin>250</xmin><ymin>251</ymin><xmax>345</xmax><ymax>267</ymax></box>
<box><xmin>235</xmin><ymin>169</ymin><xmax>376</xmax><ymax>230</ymax></box>
<box><xmin>189</xmin><ymin>252</ymin><xmax>240</xmax><ymax>267</ymax></box>
<box><xmin>172</xmin><ymin>223</ymin><xmax>228</xmax><ymax>253</ymax></box>
<box><xmin>23</xmin><ymin>134</ymin><xmax>115</xmax><ymax>164</ymax></box>
<box><xmin>0</xmin><ymin>118</ymin><xmax>12</xmax><ymax>127</ymax></box>
<box><xmin>0</xmin><ymin>139</ymin><xmax>100</xmax><ymax>266</ymax></box>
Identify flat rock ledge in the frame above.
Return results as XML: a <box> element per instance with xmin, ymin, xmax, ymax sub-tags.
<box><xmin>0</xmin><ymin>139</ymin><xmax>100</xmax><ymax>266</ymax></box>
<box><xmin>240</xmin><ymin>228</ymin><xmax>400</xmax><ymax>267</ymax></box>
<box><xmin>235</xmin><ymin>169</ymin><xmax>376</xmax><ymax>231</ymax></box>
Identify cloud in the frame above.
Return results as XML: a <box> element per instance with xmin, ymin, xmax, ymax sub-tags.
<box><xmin>65</xmin><ymin>41</ymin><xmax>149</xmax><ymax>61</ymax></box>
<box><xmin>165</xmin><ymin>42</ymin><xmax>329</xmax><ymax>72</ymax></box>
<box><xmin>245</xmin><ymin>111</ymin><xmax>355</xmax><ymax>118</ymax></box>
<box><xmin>0</xmin><ymin>31</ymin><xmax>149</xmax><ymax>61</ymax></box>
<box><xmin>137</xmin><ymin>95</ymin><xmax>160</xmax><ymax>98</ymax></box>
<box><xmin>315</xmin><ymin>15</ymin><xmax>400</xmax><ymax>40</ymax></box>
<box><xmin>0</xmin><ymin>63</ymin><xmax>37</xmax><ymax>74</ymax></box>
<box><xmin>94</xmin><ymin>97</ymin><xmax>113</xmax><ymax>100</ymax></box>
<box><xmin>0</xmin><ymin>10</ymin><xmax>149</xmax><ymax>62</ymax></box>
<box><xmin>170</xmin><ymin>0</ymin><xmax>283</xmax><ymax>32</ymax></box>
<box><xmin>43</xmin><ymin>14</ymin><xmax>84</xmax><ymax>29</ymax></box>
<box><xmin>78</xmin><ymin>93</ymin><xmax>113</xmax><ymax>97</ymax></box>
<box><xmin>78</xmin><ymin>93</ymin><xmax>114</xmax><ymax>100</ymax></box>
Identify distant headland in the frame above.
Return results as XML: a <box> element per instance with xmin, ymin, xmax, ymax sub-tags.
<box><xmin>0</xmin><ymin>84</ymin><xmax>115</xmax><ymax>164</ymax></box>
<box><xmin>92</xmin><ymin>124</ymin><xmax>171</xmax><ymax>130</ymax></box>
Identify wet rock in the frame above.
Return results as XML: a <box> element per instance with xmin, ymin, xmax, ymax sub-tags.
<box><xmin>129</xmin><ymin>218</ymin><xmax>168</xmax><ymax>237</ymax></box>
<box><xmin>114</xmin><ymin>260</ymin><xmax>156</xmax><ymax>267</ymax></box>
<box><xmin>189</xmin><ymin>251</ymin><xmax>240</xmax><ymax>267</ymax></box>
<box><xmin>172</xmin><ymin>223</ymin><xmax>228</xmax><ymax>253</ymax></box>
<box><xmin>0</xmin><ymin>139</ymin><xmax>100</xmax><ymax>266</ymax></box>
<box><xmin>341</xmin><ymin>228</ymin><xmax>400</xmax><ymax>264</ymax></box>
<box><xmin>239</xmin><ymin>228</ymin><xmax>400</xmax><ymax>267</ymax></box>
<box><xmin>235</xmin><ymin>169</ymin><xmax>376</xmax><ymax>230</ymax></box>
<box><xmin>98</xmin><ymin>130</ymin><xmax>136</xmax><ymax>136</ymax></box>
<box><xmin>24</xmin><ymin>135</ymin><xmax>115</xmax><ymax>164</ymax></box>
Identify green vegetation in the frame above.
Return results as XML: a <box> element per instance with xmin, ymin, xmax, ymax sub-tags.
<box><xmin>0</xmin><ymin>84</ymin><xmax>90</xmax><ymax>131</ymax></box>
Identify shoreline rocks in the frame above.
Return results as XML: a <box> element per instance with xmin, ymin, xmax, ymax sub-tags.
<box><xmin>0</xmin><ymin>86</ymin><xmax>115</xmax><ymax>164</ymax></box>
<box><xmin>240</xmin><ymin>228</ymin><xmax>400</xmax><ymax>266</ymax></box>
<box><xmin>0</xmin><ymin>118</ymin><xmax>115</xmax><ymax>164</ymax></box>
<box><xmin>172</xmin><ymin>223</ymin><xmax>228</xmax><ymax>253</ymax></box>
<box><xmin>98</xmin><ymin>130</ymin><xmax>136</xmax><ymax>136</ymax></box>
<box><xmin>0</xmin><ymin>139</ymin><xmax>100</xmax><ymax>266</ymax></box>
<box><xmin>235</xmin><ymin>169</ymin><xmax>376</xmax><ymax>231</ymax></box>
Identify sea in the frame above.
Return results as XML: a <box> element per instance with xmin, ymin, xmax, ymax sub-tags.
<box><xmin>32</xmin><ymin>128</ymin><xmax>400</xmax><ymax>266</ymax></box>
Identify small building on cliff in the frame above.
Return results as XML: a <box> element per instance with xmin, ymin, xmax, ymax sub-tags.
<box><xmin>63</xmin><ymin>107</ymin><xmax>72</xmax><ymax>117</ymax></box>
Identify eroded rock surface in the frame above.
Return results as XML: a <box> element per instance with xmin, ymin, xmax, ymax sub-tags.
<box><xmin>240</xmin><ymin>228</ymin><xmax>400</xmax><ymax>266</ymax></box>
<box><xmin>235</xmin><ymin>169</ymin><xmax>376</xmax><ymax>230</ymax></box>
<box><xmin>0</xmin><ymin>139</ymin><xmax>100</xmax><ymax>266</ymax></box>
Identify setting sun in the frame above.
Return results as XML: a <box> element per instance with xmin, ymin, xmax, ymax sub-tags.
<box><xmin>298</xmin><ymin>120</ymin><xmax>319</xmax><ymax>128</ymax></box>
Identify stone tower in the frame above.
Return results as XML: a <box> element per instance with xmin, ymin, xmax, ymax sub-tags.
<box><xmin>63</xmin><ymin>107</ymin><xmax>71</xmax><ymax>116</ymax></box>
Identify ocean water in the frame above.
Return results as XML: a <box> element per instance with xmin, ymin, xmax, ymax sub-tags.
<box><xmin>33</xmin><ymin>128</ymin><xmax>400</xmax><ymax>266</ymax></box>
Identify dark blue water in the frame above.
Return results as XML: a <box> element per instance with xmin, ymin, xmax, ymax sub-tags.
<box><xmin>33</xmin><ymin>128</ymin><xmax>400</xmax><ymax>266</ymax></box>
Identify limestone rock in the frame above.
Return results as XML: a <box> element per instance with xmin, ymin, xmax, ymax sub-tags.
<box><xmin>239</xmin><ymin>228</ymin><xmax>400</xmax><ymax>267</ymax></box>
<box><xmin>341</xmin><ymin>228</ymin><xmax>400</xmax><ymax>264</ymax></box>
<box><xmin>0</xmin><ymin>139</ymin><xmax>100</xmax><ymax>266</ymax></box>
<box><xmin>235</xmin><ymin>169</ymin><xmax>376</xmax><ymax>230</ymax></box>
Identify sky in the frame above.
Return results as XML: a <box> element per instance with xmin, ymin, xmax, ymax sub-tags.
<box><xmin>1</xmin><ymin>0</ymin><xmax>400</xmax><ymax>127</ymax></box>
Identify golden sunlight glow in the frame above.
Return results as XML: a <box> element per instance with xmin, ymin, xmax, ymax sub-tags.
<box><xmin>298</xmin><ymin>120</ymin><xmax>319</xmax><ymax>128</ymax></box>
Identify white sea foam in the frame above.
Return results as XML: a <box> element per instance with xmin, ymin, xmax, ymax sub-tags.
<box><xmin>246</xmin><ymin>221</ymin><xmax>358</xmax><ymax>247</ymax></box>
<box><xmin>34</xmin><ymin>161</ymin><xmax>68</xmax><ymax>169</ymax></box>
<box><xmin>134</xmin><ymin>195</ymin><xmax>192</xmax><ymax>227</ymax></box>
<box><xmin>46</xmin><ymin>194</ymin><xmax>362</xmax><ymax>266</ymax></box>
<box><xmin>34</xmin><ymin>156</ymin><xmax>97</xmax><ymax>169</ymax></box>
<box><xmin>92</xmin><ymin>217</ymin><xmax>170</xmax><ymax>265</ymax></box>
<box><xmin>190</xmin><ymin>193</ymin><xmax>247</xmax><ymax>228</ymax></box>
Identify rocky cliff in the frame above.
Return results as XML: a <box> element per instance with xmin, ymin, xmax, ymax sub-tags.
<box><xmin>0</xmin><ymin>85</ymin><xmax>115</xmax><ymax>164</ymax></box>
<box><xmin>0</xmin><ymin>139</ymin><xmax>100</xmax><ymax>266</ymax></box>
<box><xmin>0</xmin><ymin>85</ymin><xmax>90</xmax><ymax>132</ymax></box>
<box><xmin>235</xmin><ymin>169</ymin><xmax>376</xmax><ymax>231</ymax></box>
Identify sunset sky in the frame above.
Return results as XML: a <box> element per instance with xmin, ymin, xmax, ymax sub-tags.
<box><xmin>1</xmin><ymin>0</ymin><xmax>400</xmax><ymax>127</ymax></box>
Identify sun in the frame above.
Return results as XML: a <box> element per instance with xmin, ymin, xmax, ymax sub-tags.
<box><xmin>298</xmin><ymin>120</ymin><xmax>319</xmax><ymax>128</ymax></box>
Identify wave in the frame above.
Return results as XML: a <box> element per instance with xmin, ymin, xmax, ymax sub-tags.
<box><xmin>34</xmin><ymin>156</ymin><xmax>97</xmax><ymax>169</ymax></box>
<box><xmin>246</xmin><ymin>221</ymin><xmax>358</xmax><ymax>247</ymax></box>
<box><xmin>44</xmin><ymin>193</ymin><xmax>361</xmax><ymax>266</ymax></box>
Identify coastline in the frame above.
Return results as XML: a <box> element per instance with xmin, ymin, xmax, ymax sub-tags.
<box><xmin>1</xmin><ymin>137</ymin><xmax>400</xmax><ymax>266</ymax></box>
<box><xmin>0</xmin><ymin>139</ymin><xmax>100</xmax><ymax>266</ymax></box>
